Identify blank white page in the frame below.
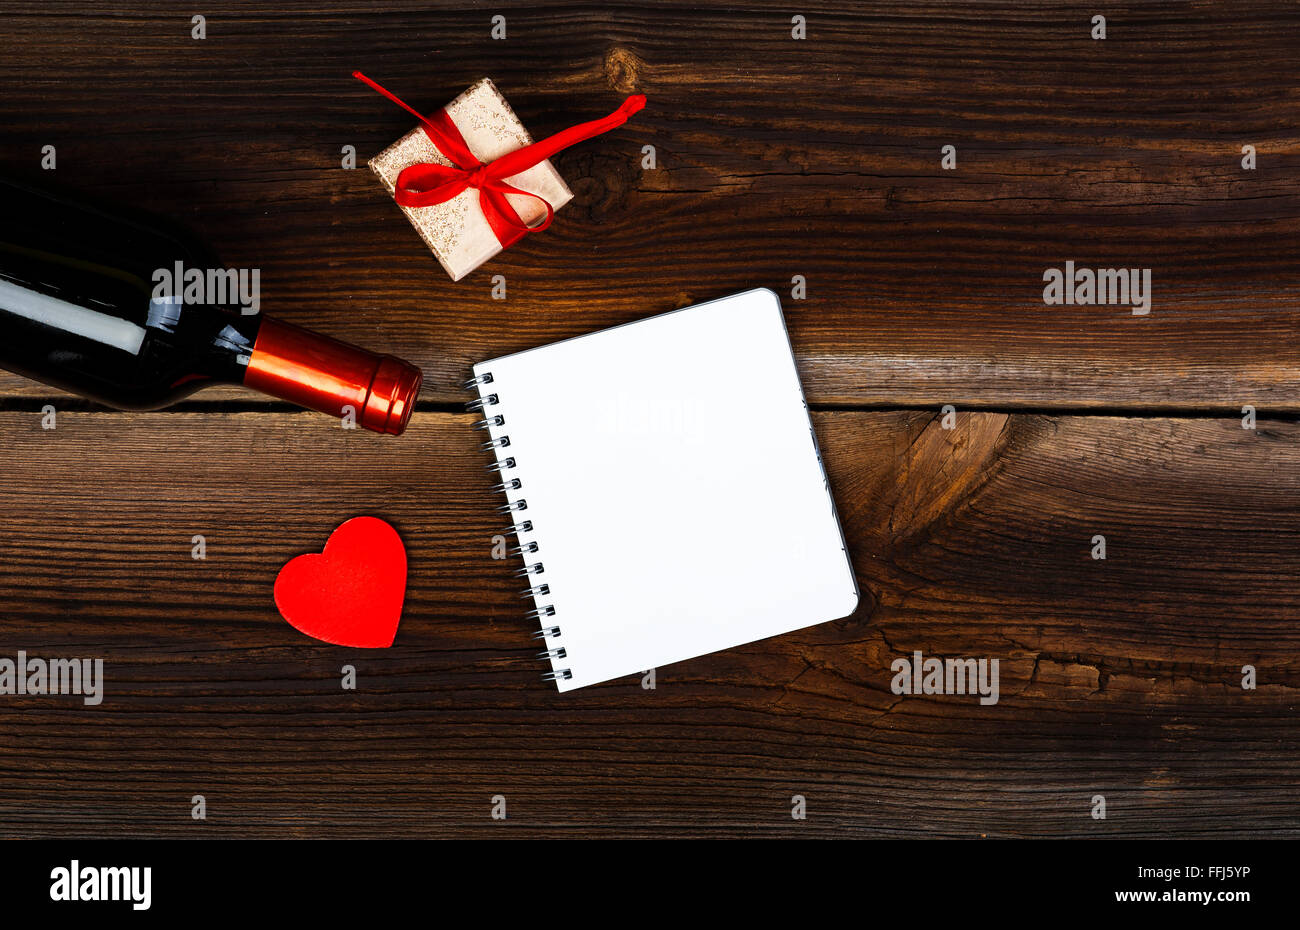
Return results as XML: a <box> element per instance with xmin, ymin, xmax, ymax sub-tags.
<box><xmin>472</xmin><ymin>288</ymin><xmax>859</xmax><ymax>691</ymax></box>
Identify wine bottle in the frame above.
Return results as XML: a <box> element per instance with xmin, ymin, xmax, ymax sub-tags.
<box><xmin>0</xmin><ymin>178</ymin><xmax>422</xmax><ymax>434</ymax></box>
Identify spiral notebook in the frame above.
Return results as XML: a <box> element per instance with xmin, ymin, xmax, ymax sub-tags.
<box><xmin>468</xmin><ymin>288</ymin><xmax>859</xmax><ymax>691</ymax></box>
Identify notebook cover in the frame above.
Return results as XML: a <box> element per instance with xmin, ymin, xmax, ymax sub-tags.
<box><xmin>472</xmin><ymin>288</ymin><xmax>859</xmax><ymax>691</ymax></box>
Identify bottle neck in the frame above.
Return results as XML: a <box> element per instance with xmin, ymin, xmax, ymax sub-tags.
<box><xmin>243</xmin><ymin>317</ymin><xmax>422</xmax><ymax>435</ymax></box>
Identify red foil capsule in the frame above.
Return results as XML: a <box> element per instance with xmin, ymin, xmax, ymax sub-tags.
<box><xmin>244</xmin><ymin>318</ymin><xmax>422</xmax><ymax>435</ymax></box>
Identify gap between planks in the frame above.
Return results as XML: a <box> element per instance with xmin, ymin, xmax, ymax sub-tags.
<box><xmin>0</xmin><ymin>396</ymin><xmax>1294</xmax><ymax>423</ymax></box>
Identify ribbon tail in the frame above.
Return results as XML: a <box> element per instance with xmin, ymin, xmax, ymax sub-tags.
<box><xmin>353</xmin><ymin>70</ymin><xmax>480</xmax><ymax>168</ymax></box>
<box><xmin>486</xmin><ymin>94</ymin><xmax>647</xmax><ymax>180</ymax></box>
<box><xmin>353</xmin><ymin>71</ymin><xmax>429</xmax><ymax>126</ymax></box>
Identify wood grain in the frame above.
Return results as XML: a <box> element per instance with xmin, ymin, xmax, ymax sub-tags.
<box><xmin>0</xmin><ymin>2</ymin><xmax>1297</xmax><ymax>407</ymax></box>
<box><xmin>0</xmin><ymin>0</ymin><xmax>1295</xmax><ymax>840</ymax></box>
<box><xmin>0</xmin><ymin>409</ymin><xmax>1294</xmax><ymax>838</ymax></box>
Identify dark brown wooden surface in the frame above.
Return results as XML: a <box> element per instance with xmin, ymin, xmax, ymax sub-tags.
<box><xmin>0</xmin><ymin>2</ymin><xmax>1297</xmax><ymax>838</ymax></box>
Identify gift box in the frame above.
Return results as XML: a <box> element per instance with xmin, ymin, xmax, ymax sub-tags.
<box><xmin>368</xmin><ymin>78</ymin><xmax>572</xmax><ymax>281</ymax></box>
<box><xmin>357</xmin><ymin>72</ymin><xmax>644</xmax><ymax>282</ymax></box>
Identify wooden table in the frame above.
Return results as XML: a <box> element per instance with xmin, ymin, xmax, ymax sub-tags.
<box><xmin>0</xmin><ymin>1</ymin><xmax>1296</xmax><ymax>838</ymax></box>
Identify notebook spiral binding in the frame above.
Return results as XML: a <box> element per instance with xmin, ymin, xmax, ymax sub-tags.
<box><xmin>464</xmin><ymin>371</ymin><xmax>572</xmax><ymax>683</ymax></box>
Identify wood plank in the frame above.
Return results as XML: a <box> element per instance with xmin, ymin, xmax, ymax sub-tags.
<box><xmin>0</xmin><ymin>2</ymin><xmax>1297</xmax><ymax>407</ymax></box>
<box><xmin>0</xmin><ymin>408</ymin><xmax>1294</xmax><ymax>837</ymax></box>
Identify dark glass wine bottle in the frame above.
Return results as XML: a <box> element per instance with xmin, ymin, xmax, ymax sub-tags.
<box><xmin>0</xmin><ymin>178</ymin><xmax>421</xmax><ymax>434</ymax></box>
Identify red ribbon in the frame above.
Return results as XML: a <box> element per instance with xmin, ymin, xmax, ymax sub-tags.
<box><xmin>354</xmin><ymin>71</ymin><xmax>646</xmax><ymax>248</ymax></box>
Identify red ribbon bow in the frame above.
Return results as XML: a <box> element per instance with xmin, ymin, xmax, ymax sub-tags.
<box><xmin>354</xmin><ymin>71</ymin><xmax>646</xmax><ymax>248</ymax></box>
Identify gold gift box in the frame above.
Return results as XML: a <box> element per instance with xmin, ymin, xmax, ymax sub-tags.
<box><xmin>368</xmin><ymin>78</ymin><xmax>574</xmax><ymax>281</ymax></box>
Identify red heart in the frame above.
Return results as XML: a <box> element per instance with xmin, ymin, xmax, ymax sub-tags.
<box><xmin>274</xmin><ymin>517</ymin><xmax>406</xmax><ymax>648</ymax></box>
